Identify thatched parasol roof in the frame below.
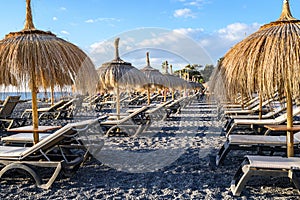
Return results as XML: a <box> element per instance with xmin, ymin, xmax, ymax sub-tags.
<box><xmin>97</xmin><ymin>38</ymin><xmax>146</xmax><ymax>90</ymax></box>
<box><xmin>210</xmin><ymin>0</ymin><xmax>300</xmax><ymax>157</ymax></box>
<box><xmin>212</xmin><ymin>0</ymin><xmax>300</xmax><ymax>101</ymax></box>
<box><xmin>0</xmin><ymin>0</ymin><xmax>98</xmax><ymax>143</ymax></box>
<box><xmin>0</xmin><ymin>0</ymin><xmax>97</xmax><ymax>93</ymax></box>
<box><xmin>97</xmin><ymin>38</ymin><xmax>146</xmax><ymax>117</ymax></box>
<box><xmin>162</xmin><ymin>62</ymin><xmax>188</xmax><ymax>90</ymax></box>
<box><xmin>140</xmin><ymin>52</ymin><xmax>167</xmax><ymax>104</ymax></box>
<box><xmin>140</xmin><ymin>52</ymin><xmax>166</xmax><ymax>88</ymax></box>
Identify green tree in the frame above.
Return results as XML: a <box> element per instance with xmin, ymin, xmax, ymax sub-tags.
<box><xmin>200</xmin><ymin>64</ymin><xmax>215</xmax><ymax>82</ymax></box>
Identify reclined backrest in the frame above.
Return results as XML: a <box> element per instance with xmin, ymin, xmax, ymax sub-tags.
<box><xmin>149</xmin><ymin>100</ymin><xmax>173</xmax><ymax>113</ymax></box>
<box><xmin>56</xmin><ymin>99</ymin><xmax>75</xmax><ymax>111</ymax></box>
<box><xmin>48</xmin><ymin>99</ymin><xmax>69</xmax><ymax>111</ymax></box>
<box><xmin>0</xmin><ymin>96</ymin><xmax>20</xmax><ymax>118</ymax></box>
<box><xmin>119</xmin><ymin>106</ymin><xmax>149</xmax><ymax>123</ymax></box>
<box><xmin>20</xmin><ymin>118</ymin><xmax>100</xmax><ymax>159</ymax></box>
<box><xmin>275</xmin><ymin>105</ymin><xmax>300</xmax><ymax>123</ymax></box>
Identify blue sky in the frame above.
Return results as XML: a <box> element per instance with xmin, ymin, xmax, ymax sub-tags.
<box><xmin>0</xmin><ymin>0</ymin><xmax>299</xmax><ymax>71</ymax></box>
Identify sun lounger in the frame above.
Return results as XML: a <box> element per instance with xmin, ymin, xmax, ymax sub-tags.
<box><xmin>223</xmin><ymin>98</ymin><xmax>274</xmax><ymax>116</ymax></box>
<box><xmin>223</xmin><ymin>106</ymin><xmax>300</xmax><ymax>137</ymax></box>
<box><xmin>0</xmin><ymin>117</ymin><xmax>106</xmax><ymax>189</ymax></box>
<box><xmin>215</xmin><ymin>132</ymin><xmax>300</xmax><ymax>166</ymax></box>
<box><xmin>230</xmin><ymin>155</ymin><xmax>300</xmax><ymax>196</ymax></box>
<box><xmin>100</xmin><ymin>106</ymin><xmax>150</xmax><ymax>136</ymax></box>
<box><xmin>222</xmin><ymin>96</ymin><xmax>260</xmax><ymax>109</ymax></box>
<box><xmin>0</xmin><ymin>96</ymin><xmax>25</xmax><ymax>130</ymax></box>
<box><xmin>0</xmin><ymin>96</ymin><xmax>20</xmax><ymax>118</ymax></box>
<box><xmin>121</xmin><ymin>96</ymin><xmax>141</xmax><ymax>107</ymax></box>
<box><xmin>222</xmin><ymin>104</ymin><xmax>287</xmax><ymax>130</ymax></box>
<box><xmin>166</xmin><ymin>96</ymin><xmax>188</xmax><ymax>117</ymax></box>
<box><xmin>21</xmin><ymin>99</ymin><xmax>68</xmax><ymax>119</ymax></box>
<box><xmin>225</xmin><ymin>103</ymin><xmax>286</xmax><ymax>120</ymax></box>
<box><xmin>37</xmin><ymin>99</ymin><xmax>77</xmax><ymax>119</ymax></box>
<box><xmin>145</xmin><ymin>100</ymin><xmax>173</xmax><ymax>121</ymax></box>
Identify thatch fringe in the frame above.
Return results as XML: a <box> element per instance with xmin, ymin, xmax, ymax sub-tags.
<box><xmin>0</xmin><ymin>0</ymin><xmax>98</xmax><ymax>94</ymax></box>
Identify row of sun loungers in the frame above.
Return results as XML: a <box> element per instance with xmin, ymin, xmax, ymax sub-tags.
<box><xmin>0</xmin><ymin>116</ymin><xmax>107</xmax><ymax>189</ymax></box>
<box><xmin>0</xmin><ymin>93</ymin><xmax>196</xmax><ymax>188</ymax></box>
<box><xmin>216</xmin><ymin>94</ymin><xmax>300</xmax><ymax>196</ymax></box>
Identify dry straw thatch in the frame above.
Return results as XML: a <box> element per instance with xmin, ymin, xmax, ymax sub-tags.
<box><xmin>97</xmin><ymin>38</ymin><xmax>146</xmax><ymax>90</ymax></box>
<box><xmin>140</xmin><ymin>52</ymin><xmax>166</xmax><ymax>104</ymax></box>
<box><xmin>0</xmin><ymin>0</ymin><xmax>98</xmax><ymax>143</ymax></box>
<box><xmin>140</xmin><ymin>52</ymin><xmax>166</xmax><ymax>88</ymax></box>
<box><xmin>162</xmin><ymin>62</ymin><xmax>188</xmax><ymax>90</ymax></box>
<box><xmin>161</xmin><ymin>62</ymin><xmax>188</xmax><ymax>101</ymax></box>
<box><xmin>210</xmin><ymin>0</ymin><xmax>300</xmax><ymax>157</ymax></box>
<box><xmin>97</xmin><ymin>38</ymin><xmax>146</xmax><ymax>117</ymax></box>
<box><xmin>212</xmin><ymin>0</ymin><xmax>300</xmax><ymax>101</ymax></box>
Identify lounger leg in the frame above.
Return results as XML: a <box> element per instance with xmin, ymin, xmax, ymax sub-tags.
<box><xmin>231</xmin><ymin>160</ymin><xmax>253</xmax><ymax>196</ymax></box>
<box><xmin>39</xmin><ymin>162</ymin><xmax>62</xmax><ymax>189</ymax></box>
<box><xmin>225</xmin><ymin>124</ymin><xmax>236</xmax><ymax>137</ymax></box>
<box><xmin>223</xmin><ymin>118</ymin><xmax>233</xmax><ymax>131</ymax></box>
<box><xmin>289</xmin><ymin>169</ymin><xmax>300</xmax><ymax>190</ymax></box>
<box><xmin>133</xmin><ymin>125</ymin><xmax>145</xmax><ymax>136</ymax></box>
<box><xmin>0</xmin><ymin>163</ymin><xmax>42</xmax><ymax>186</ymax></box>
<box><xmin>216</xmin><ymin>141</ymin><xmax>231</xmax><ymax>166</ymax></box>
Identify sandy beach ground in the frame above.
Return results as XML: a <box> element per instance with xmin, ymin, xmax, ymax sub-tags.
<box><xmin>0</xmin><ymin>98</ymin><xmax>299</xmax><ymax>199</ymax></box>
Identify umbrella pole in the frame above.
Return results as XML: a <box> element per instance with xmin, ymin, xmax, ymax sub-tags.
<box><xmin>51</xmin><ymin>86</ymin><xmax>54</xmax><ymax>106</ymax></box>
<box><xmin>286</xmin><ymin>91</ymin><xmax>294</xmax><ymax>157</ymax></box>
<box><xmin>259</xmin><ymin>93</ymin><xmax>262</xmax><ymax>120</ymax></box>
<box><xmin>172</xmin><ymin>89</ymin><xmax>175</xmax><ymax>100</ymax></box>
<box><xmin>147</xmin><ymin>87</ymin><xmax>151</xmax><ymax>105</ymax></box>
<box><xmin>31</xmin><ymin>76</ymin><xmax>39</xmax><ymax>144</ymax></box>
<box><xmin>116</xmin><ymin>85</ymin><xmax>120</xmax><ymax>120</ymax></box>
<box><xmin>241</xmin><ymin>93</ymin><xmax>244</xmax><ymax>110</ymax></box>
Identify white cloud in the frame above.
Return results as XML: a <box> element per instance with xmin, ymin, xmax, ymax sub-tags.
<box><xmin>198</xmin><ymin>22</ymin><xmax>261</xmax><ymax>62</ymax></box>
<box><xmin>85</xmin><ymin>19</ymin><xmax>95</xmax><ymax>23</ymax></box>
<box><xmin>88</xmin><ymin>28</ymin><xmax>213</xmax><ymax>69</ymax></box>
<box><xmin>87</xmin><ymin>23</ymin><xmax>260</xmax><ymax>68</ymax></box>
<box><xmin>61</xmin><ymin>30</ymin><xmax>70</xmax><ymax>35</ymax></box>
<box><xmin>53</xmin><ymin>17</ymin><xmax>58</xmax><ymax>21</ymax></box>
<box><xmin>217</xmin><ymin>22</ymin><xmax>260</xmax><ymax>41</ymax></box>
<box><xmin>85</xmin><ymin>18</ymin><xmax>120</xmax><ymax>24</ymax></box>
<box><xmin>186</xmin><ymin>0</ymin><xmax>207</xmax><ymax>8</ymax></box>
<box><xmin>173</xmin><ymin>28</ymin><xmax>204</xmax><ymax>37</ymax></box>
<box><xmin>173</xmin><ymin>8</ymin><xmax>195</xmax><ymax>18</ymax></box>
<box><xmin>60</xmin><ymin>7</ymin><xmax>67</xmax><ymax>11</ymax></box>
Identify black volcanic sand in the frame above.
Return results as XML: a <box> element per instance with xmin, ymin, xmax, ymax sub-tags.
<box><xmin>0</xmin><ymin>99</ymin><xmax>299</xmax><ymax>200</ymax></box>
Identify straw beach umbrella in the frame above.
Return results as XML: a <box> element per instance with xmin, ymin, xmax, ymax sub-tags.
<box><xmin>162</xmin><ymin>62</ymin><xmax>188</xmax><ymax>101</ymax></box>
<box><xmin>0</xmin><ymin>0</ymin><xmax>98</xmax><ymax>143</ymax></box>
<box><xmin>140</xmin><ymin>52</ymin><xmax>166</xmax><ymax>104</ymax></box>
<box><xmin>97</xmin><ymin>38</ymin><xmax>146</xmax><ymax>118</ymax></box>
<box><xmin>211</xmin><ymin>0</ymin><xmax>300</xmax><ymax>157</ymax></box>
